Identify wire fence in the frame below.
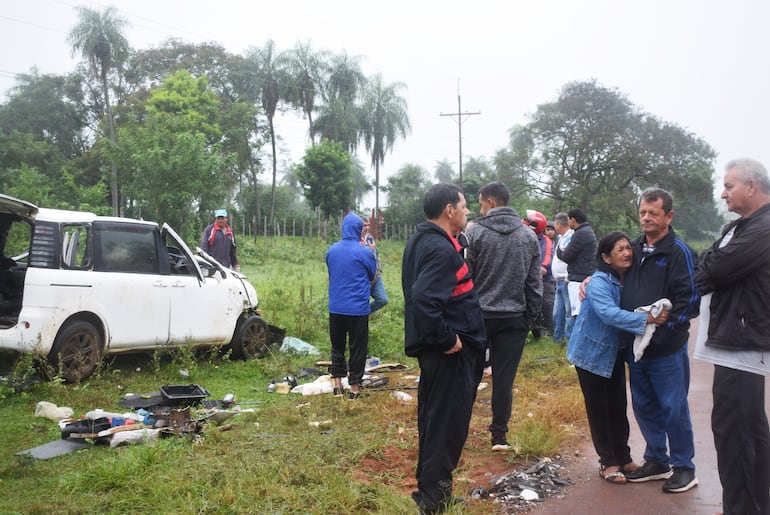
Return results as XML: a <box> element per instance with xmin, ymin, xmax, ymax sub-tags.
<box><xmin>235</xmin><ymin>215</ymin><xmax>418</xmax><ymax>242</ymax></box>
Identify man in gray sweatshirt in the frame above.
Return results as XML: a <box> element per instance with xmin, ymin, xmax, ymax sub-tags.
<box><xmin>465</xmin><ymin>181</ymin><xmax>543</xmax><ymax>450</ymax></box>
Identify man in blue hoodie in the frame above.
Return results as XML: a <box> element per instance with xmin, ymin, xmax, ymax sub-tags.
<box><xmin>326</xmin><ymin>212</ymin><xmax>377</xmax><ymax>400</ymax></box>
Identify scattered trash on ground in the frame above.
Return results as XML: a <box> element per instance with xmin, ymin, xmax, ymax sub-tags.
<box><xmin>18</xmin><ymin>383</ymin><xmax>250</xmax><ymax>459</ymax></box>
<box><xmin>471</xmin><ymin>456</ymin><xmax>573</xmax><ymax>512</ymax></box>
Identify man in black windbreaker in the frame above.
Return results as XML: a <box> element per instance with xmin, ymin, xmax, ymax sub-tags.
<box><xmin>402</xmin><ymin>183</ymin><xmax>486</xmax><ymax>514</ymax></box>
<box><xmin>695</xmin><ymin>158</ymin><xmax>770</xmax><ymax>515</ymax></box>
<box><xmin>556</xmin><ymin>208</ymin><xmax>596</xmax><ymax>325</ymax></box>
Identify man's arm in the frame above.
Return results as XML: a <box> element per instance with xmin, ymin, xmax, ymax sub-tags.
<box><xmin>411</xmin><ymin>246</ymin><xmax>461</xmax><ymax>353</ymax></box>
<box><xmin>665</xmin><ymin>245</ymin><xmax>700</xmax><ymax>325</ymax></box>
<box><xmin>557</xmin><ymin>229</ymin><xmax>585</xmax><ymax>263</ymax></box>
<box><xmin>696</xmin><ymin>220</ymin><xmax>770</xmax><ymax>287</ymax></box>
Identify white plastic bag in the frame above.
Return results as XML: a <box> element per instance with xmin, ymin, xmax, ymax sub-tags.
<box><xmin>109</xmin><ymin>428</ymin><xmax>162</xmax><ymax>448</ymax></box>
<box><xmin>34</xmin><ymin>401</ymin><xmax>74</xmax><ymax>422</ymax></box>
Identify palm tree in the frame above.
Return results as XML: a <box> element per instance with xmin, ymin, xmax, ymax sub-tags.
<box><xmin>359</xmin><ymin>74</ymin><xmax>410</xmax><ymax>221</ymax></box>
<box><xmin>246</xmin><ymin>40</ymin><xmax>289</xmax><ymax>226</ymax></box>
<box><xmin>284</xmin><ymin>41</ymin><xmax>328</xmax><ymax>146</ymax></box>
<box><xmin>68</xmin><ymin>6</ymin><xmax>129</xmax><ymax>216</ymax></box>
<box><xmin>312</xmin><ymin>52</ymin><xmax>366</xmax><ymax>153</ymax></box>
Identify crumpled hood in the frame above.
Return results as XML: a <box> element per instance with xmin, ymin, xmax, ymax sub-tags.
<box><xmin>473</xmin><ymin>207</ymin><xmax>527</xmax><ymax>236</ymax></box>
<box><xmin>341</xmin><ymin>212</ymin><xmax>364</xmax><ymax>240</ymax></box>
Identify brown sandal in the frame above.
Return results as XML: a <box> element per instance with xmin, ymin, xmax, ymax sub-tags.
<box><xmin>600</xmin><ymin>465</ymin><xmax>627</xmax><ymax>484</ymax></box>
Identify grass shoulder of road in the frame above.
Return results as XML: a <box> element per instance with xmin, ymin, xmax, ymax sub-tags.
<box><xmin>0</xmin><ymin>236</ymin><xmax>586</xmax><ymax>513</ymax></box>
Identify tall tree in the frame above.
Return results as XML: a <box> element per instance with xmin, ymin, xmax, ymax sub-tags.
<box><xmin>382</xmin><ymin>163</ymin><xmax>430</xmax><ymax>226</ymax></box>
<box><xmin>433</xmin><ymin>159</ymin><xmax>456</xmax><ymax>183</ymax></box>
<box><xmin>359</xmin><ymin>74</ymin><xmax>410</xmax><ymax>221</ymax></box>
<box><xmin>0</xmin><ymin>69</ymin><xmax>88</xmax><ymax>160</ymax></box>
<box><xmin>492</xmin><ymin>125</ymin><xmax>536</xmax><ymax>204</ymax></box>
<box><xmin>245</xmin><ymin>40</ymin><xmax>289</xmax><ymax>227</ymax></box>
<box><xmin>68</xmin><ymin>6</ymin><xmax>130</xmax><ymax>215</ymax></box>
<box><xmin>284</xmin><ymin>41</ymin><xmax>328</xmax><ymax>145</ymax></box>
<box><xmin>350</xmin><ymin>155</ymin><xmax>372</xmax><ymax>207</ymax></box>
<box><xmin>312</xmin><ymin>52</ymin><xmax>366</xmax><ymax>152</ymax></box>
<box><xmin>526</xmin><ymin>80</ymin><xmax>718</xmax><ymax>235</ymax></box>
<box><xmin>294</xmin><ymin>139</ymin><xmax>353</xmax><ymax>220</ymax></box>
<box><xmin>105</xmin><ymin>71</ymin><xmax>231</xmax><ymax>240</ymax></box>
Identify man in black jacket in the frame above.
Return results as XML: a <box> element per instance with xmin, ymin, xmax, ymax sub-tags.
<box><xmin>556</xmin><ymin>208</ymin><xmax>596</xmax><ymax>324</ymax></box>
<box><xmin>620</xmin><ymin>188</ymin><xmax>700</xmax><ymax>494</ymax></box>
<box><xmin>695</xmin><ymin>158</ymin><xmax>770</xmax><ymax>515</ymax></box>
<box><xmin>402</xmin><ymin>183</ymin><xmax>486</xmax><ymax>514</ymax></box>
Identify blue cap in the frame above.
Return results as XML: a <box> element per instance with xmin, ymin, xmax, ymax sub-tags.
<box><xmin>214</xmin><ymin>209</ymin><xmax>227</xmax><ymax>218</ymax></box>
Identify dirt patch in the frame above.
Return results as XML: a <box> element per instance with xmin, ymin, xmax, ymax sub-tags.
<box><xmin>352</xmin><ymin>373</ymin><xmax>593</xmax><ymax>513</ymax></box>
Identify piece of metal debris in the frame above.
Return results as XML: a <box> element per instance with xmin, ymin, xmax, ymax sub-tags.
<box><xmin>481</xmin><ymin>456</ymin><xmax>573</xmax><ymax>512</ymax></box>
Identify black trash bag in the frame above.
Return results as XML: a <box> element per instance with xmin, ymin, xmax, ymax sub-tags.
<box><xmin>61</xmin><ymin>417</ymin><xmax>111</xmax><ymax>440</ymax></box>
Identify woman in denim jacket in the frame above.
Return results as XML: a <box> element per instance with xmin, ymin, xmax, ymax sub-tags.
<box><xmin>567</xmin><ymin>231</ymin><xmax>670</xmax><ymax>484</ymax></box>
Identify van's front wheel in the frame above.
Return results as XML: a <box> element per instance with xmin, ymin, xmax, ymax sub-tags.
<box><xmin>232</xmin><ymin>315</ymin><xmax>269</xmax><ymax>360</ymax></box>
<box><xmin>48</xmin><ymin>320</ymin><xmax>102</xmax><ymax>383</ymax></box>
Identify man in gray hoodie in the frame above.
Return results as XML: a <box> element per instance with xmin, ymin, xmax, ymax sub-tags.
<box><xmin>465</xmin><ymin>181</ymin><xmax>543</xmax><ymax>450</ymax></box>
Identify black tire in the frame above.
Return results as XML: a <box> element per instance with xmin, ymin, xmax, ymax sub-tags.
<box><xmin>48</xmin><ymin>320</ymin><xmax>103</xmax><ymax>383</ymax></box>
<box><xmin>232</xmin><ymin>315</ymin><xmax>269</xmax><ymax>360</ymax></box>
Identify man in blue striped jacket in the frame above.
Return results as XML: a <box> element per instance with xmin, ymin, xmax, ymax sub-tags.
<box><xmin>620</xmin><ymin>187</ymin><xmax>701</xmax><ymax>494</ymax></box>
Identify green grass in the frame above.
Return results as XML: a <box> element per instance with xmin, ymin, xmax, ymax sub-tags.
<box><xmin>0</xmin><ymin>236</ymin><xmax>585</xmax><ymax>514</ymax></box>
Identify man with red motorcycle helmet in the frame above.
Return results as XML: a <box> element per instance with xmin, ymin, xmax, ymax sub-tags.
<box><xmin>524</xmin><ymin>210</ymin><xmax>555</xmax><ymax>338</ymax></box>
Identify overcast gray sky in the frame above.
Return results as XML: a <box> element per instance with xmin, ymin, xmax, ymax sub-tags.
<box><xmin>2</xmin><ymin>0</ymin><xmax>769</xmax><ymax>210</ymax></box>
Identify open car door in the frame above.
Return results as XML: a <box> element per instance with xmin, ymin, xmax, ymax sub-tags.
<box><xmin>162</xmin><ymin>223</ymin><xmax>235</xmax><ymax>345</ymax></box>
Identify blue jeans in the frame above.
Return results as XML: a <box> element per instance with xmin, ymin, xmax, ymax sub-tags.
<box><xmin>627</xmin><ymin>345</ymin><xmax>695</xmax><ymax>470</ymax></box>
<box><xmin>370</xmin><ymin>276</ymin><xmax>388</xmax><ymax>313</ymax></box>
<box><xmin>552</xmin><ymin>280</ymin><xmax>572</xmax><ymax>342</ymax></box>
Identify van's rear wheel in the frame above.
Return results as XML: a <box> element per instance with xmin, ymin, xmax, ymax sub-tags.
<box><xmin>48</xmin><ymin>320</ymin><xmax>102</xmax><ymax>383</ymax></box>
<box><xmin>232</xmin><ymin>315</ymin><xmax>269</xmax><ymax>360</ymax></box>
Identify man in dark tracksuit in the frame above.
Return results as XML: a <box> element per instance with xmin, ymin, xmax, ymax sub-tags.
<box><xmin>619</xmin><ymin>188</ymin><xmax>700</xmax><ymax>493</ymax></box>
<box><xmin>403</xmin><ymin>183</ymin><xmax>486</xmax><ymax>514</ymax></box>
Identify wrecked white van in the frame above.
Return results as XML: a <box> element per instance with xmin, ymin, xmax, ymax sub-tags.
<box><xmin>0</xmin><ymin>194</ymin><xmax>273</xmax><ymax>382</ymax></box>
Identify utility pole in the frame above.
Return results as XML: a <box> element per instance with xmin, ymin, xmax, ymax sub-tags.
<box><xmin>440</xmin><ymin>79</ymin><xmax>480</xmax><ymax>190</ymax></box>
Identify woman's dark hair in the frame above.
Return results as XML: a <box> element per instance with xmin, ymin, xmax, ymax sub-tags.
<box><xmin>596</xmin><ymin>230</ymin><xmax>631</xmax><ymax>276</ymax></box>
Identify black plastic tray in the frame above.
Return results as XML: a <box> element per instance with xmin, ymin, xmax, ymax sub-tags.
<box><xmin>159</xmin><ymin>384</ymin><xmax>210</xmax><ymax>407</ymax></box>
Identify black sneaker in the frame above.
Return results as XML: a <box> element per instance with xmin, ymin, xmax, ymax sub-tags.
<box><xmin>332</xmin><ymin>387</ymin><xmax>344</xmax><ymax>397</ymax></box>
<box><xmin>662</xmin><ymin>467</ymin><xmax>698</xmax><ymax>493</ymax></box>
<box><xmin>625</xmin><ymin>461</ymin><xmax>673</xmax><ymax>482</ymax></box>
<box><xmin>411</xmin><ymin>491</ymin><xmax>437</xmax><ymax>515</ymax></box>
<box><xmin>347</xmin><ymin>391</ymin><xmax>361</xmax><ymax>401</ymax></box>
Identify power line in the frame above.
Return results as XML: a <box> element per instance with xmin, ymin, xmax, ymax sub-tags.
<box><xmin>439</xmin><ymin>79</ymin><xmax>480</xmax><ymax>189</ymax></box>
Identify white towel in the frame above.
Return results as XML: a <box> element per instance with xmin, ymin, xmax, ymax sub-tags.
<box><xmin>633</xmin><ymin>298</ymin><xmax>673</xmax><ymax>362</ymax></box>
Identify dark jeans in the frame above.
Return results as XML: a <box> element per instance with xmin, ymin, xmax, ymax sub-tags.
<box><xmin>328</xmin><ymin>313</ymin><xmax>368</xmax><ymax>385</ymax></box>
<box><xmin>712</xmin><ymin>365</ymin><xmax>770</xmax><ymax>515</ymax></box>
<box><xmin>486</xmin><ymin>316</ymin><xmax>530</xmax><ymax>435</ymax></box>
<box><xmin>538</xmin><ymin>280</ymin><xmax>555</xmax><ymax>334</ymax></box>
<box><xmin>415</xmin><ymin>344</ymin><xmax>484</xmax><ymax>510</ymax></box>
<box><xmin>575</xmin><ymin>353</ymin><xmax>632</xmax><ymax>468</ymax></box>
